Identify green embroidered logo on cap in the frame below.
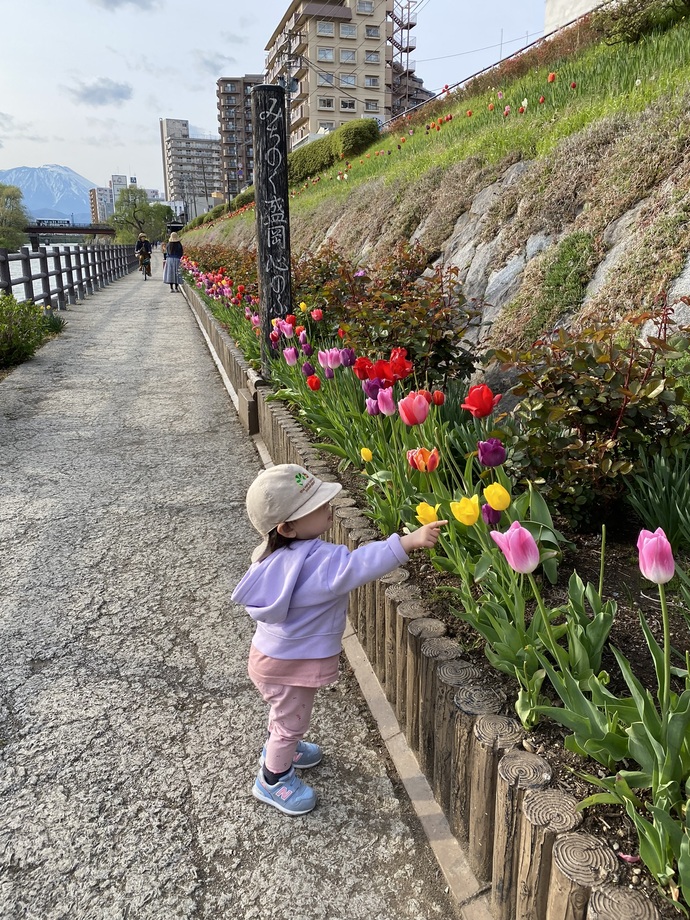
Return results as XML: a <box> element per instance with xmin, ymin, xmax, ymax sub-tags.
<box><xmin>295</xmin><ymin>472</ymin><xmax>309</xmax><ymax>486</ymax></box>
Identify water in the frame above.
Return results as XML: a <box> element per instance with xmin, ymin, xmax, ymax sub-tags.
<box><xmin>3</xmin><ymin>246</ymin><xmax>100</xmax><ymax>303</ymax></box>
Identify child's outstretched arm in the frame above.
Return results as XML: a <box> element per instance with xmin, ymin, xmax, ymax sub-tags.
<box><xmin>400</xmin><ymin>520</ymin><xmax>448</xmax><ymax>554</ymax></box>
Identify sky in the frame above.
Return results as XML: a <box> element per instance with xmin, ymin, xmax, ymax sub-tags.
<box><xmin>0</xmin><ymin>0</ymin><xmax>546</xmax><ymax>193</ymax></box>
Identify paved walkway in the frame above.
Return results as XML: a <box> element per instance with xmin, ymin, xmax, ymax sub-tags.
<box><xmin>0</xmin><ymin>254</ymin><xmax>462</xmax><ymax>920</ymax></box>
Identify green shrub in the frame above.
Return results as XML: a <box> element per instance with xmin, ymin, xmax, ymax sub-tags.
<box><xmin>330</xmin><ymin>118</ymin><xmax>380</xmax><ymax>159</ymax></box>
<box><xmin>592</xmin><ymin>0</ymin><xmax>690</xmax><ymax>43</ymax></box>
<box><xmin>490</xmin><ymin>310</ymin><xmax>690</xmax><ymax>528</ymax></box>
<box><xmin>625</xmin><ymin>442</ymin><xmax>690</xmax><ymax>551</ymax></box>
<box><xmin>0</xmin><ymin>294</ymin><xmax>45</xmax><ymax>368</ymax></box>
<box><xmin>288</xmin><ymin>134</ymin><xmax>334</xmax><ymax>185</ymax></box>
<box><xmin>231</xmin><ymin>187</ymin><xmax>255</xmax><ymax>210</ymax></box>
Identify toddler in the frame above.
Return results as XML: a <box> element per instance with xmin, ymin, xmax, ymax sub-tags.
<box><xmin>231</xmin><ymin>463</ymin><xmax>446</xmax><ymax>815</ymax></box>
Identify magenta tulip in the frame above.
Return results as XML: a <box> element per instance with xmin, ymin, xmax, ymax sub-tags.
<box><xmin>377</xmin><ymin>387</ymin><xmax>397</xmax><ymax>416</ymax></box>
<box><xmin>398</xmin><ymin>392</ymin><xmax>430</xmax><ymax>426</ymax></box>
<box><xmin>366</xmin><ymin>397</ymin><xmax>380</xmax><ymax>416</ymax></box>
<box><xmin>490</xmin><ymin>521</ymin><xmax>540</xmax><ymax>574</ymax></box>
<box><xmin>283</xmin><ymin>346</ymin><xmax>299</xmax><ymax>366</ymax></box>
<box><xmin>637</xmin><ymin>528</ymin><xmax>675</xmax><ymax>584</ymax></box>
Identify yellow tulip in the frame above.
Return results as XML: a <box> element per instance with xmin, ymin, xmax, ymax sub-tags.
<box><xmin>416</xmin><ymin>502</ymin><xmax>440</xmax><ymax>525</ymax></box>
<box><xmin>360</xmin><ymin>447</ymin><xmax>373</xmax><ymax>463</ymax></box>
<box><xmin>450</xmin><ymin>495</ymin><xmax>480</xmax><ymax>526</ymax></box>
<box><xmin>484</xmin><ymin>482</ymin><xmax>511</xmax><ymax>511</ymax></box>
<box><xmin>299</xmin><ymin>301</ymin><xmax>308</xmax><ymax>312</ymax></box>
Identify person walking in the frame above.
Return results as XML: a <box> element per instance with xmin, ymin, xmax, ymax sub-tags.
<box><xmin>164</xmin><ymin>232</ymin><xmax>183</xmax><ymax>292</ymax></box>
<box><xmin>231</xmin><ymin>463</ymin><xmax>446</xmax><ymax>816</ymax></box>
<box><xmin>135</xmin><ymin>233</ymin><xmax>152</xmax><ymax>278</ymax></box>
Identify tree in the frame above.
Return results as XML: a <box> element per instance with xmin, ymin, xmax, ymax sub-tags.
<box><xmin>0</xmin><ymin>183</ymin><xmax>30</xmax><ymax>252</ymax></box>
<box><xmin>110</xmin><ymin>188</ymin><xmax>175</xmax><ymax>243</ymax></box>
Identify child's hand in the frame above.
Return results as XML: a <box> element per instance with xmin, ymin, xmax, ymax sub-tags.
<box><xmin>400</xmin><ymin>520</ymin><xmax>448</xmax><ymax>554</ymax></box>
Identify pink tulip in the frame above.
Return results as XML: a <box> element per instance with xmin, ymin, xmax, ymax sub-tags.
<box><xmin>377</xmin><ymin>387</ymin><xmax>397</xmax><ymax>416</ymax></box>
<box><xmin>398</xmin><ymin>392</ymin><xmax>430</xmax><ymax>426</ymax></box>
<box><xmin>283</xmin><ymin>346</ymin><xmax>299</xmax><ymax>366</ymax></box>
<box><xmin>637</xmin><ymin>528</ymin><xmax>675</xmax><ymax>584</ymax></box>
<box><xmin>490</xmin><ymin>521</ymin><xmax>540</xmax><ymax>574</ymax></box>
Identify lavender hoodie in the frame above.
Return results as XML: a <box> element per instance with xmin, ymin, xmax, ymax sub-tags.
<box><xmin>231</xmin><ymin>535</ymin><xmax>408</xmax><ymax>660</ymax></box>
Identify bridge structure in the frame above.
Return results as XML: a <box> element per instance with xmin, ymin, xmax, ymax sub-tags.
<box><xmin>25</xmin><ymin>223</ymin><xmax>116</xmax><ymax>250</ymax></box>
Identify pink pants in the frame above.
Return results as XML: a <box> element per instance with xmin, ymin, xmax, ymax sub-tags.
<box><xmin>252</xmin><ymin>680</ymin><xmax>317</xmax><ymax>774</ymax></box>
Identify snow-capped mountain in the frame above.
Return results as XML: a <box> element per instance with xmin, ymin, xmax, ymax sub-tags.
<box><xmin>0</xmin><ymin>164</ymin><xmax>97</xmax><ymax>224</ymax></box>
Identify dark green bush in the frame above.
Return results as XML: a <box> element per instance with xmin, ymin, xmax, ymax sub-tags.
<box><xmin>0</xmin><ymin>294</ymin><xmax>46</xmax><ymax>368</ymax></box>
<box><xmin>232</xmin><ymin>187</ymin><xmax>255</xmax><ymax>210</ymax></box>
<box><xmin>592</xmin><ymin>0</ymin><xmax>690</xmax><ymax>43</ymax></box>
<box><xmin>330</xmin><ymin>118</ymin><xmax>380</xmax><ymax>159</ymax></box>
<box><xmin>288</xmin><ymin>134</ymin><xmax>334</xmax><ymax>185</ymax></box>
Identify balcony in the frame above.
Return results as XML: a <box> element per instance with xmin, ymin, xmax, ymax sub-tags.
<box><xmin>291</xmin><ymin>31</ymin><xmax>307</xmax><ymax>55</ymax></box>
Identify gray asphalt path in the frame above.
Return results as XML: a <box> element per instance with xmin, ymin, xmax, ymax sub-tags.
<box><xmin>0</xmin><ymin>254</ymin><xmax>459</xmax><ymax>920</ymax></box>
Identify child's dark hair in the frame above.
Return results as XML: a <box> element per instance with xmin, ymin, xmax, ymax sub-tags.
<box><xmin>266</xmin><ymin>527</ymin><xmax>295</xmax><ymax>555</ymax></box>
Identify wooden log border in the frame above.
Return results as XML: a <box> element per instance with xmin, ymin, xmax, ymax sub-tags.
<box><xmin>187</xmin><ymin>285</ymin><xmax>662</xmax><ymax>920</ymax></box>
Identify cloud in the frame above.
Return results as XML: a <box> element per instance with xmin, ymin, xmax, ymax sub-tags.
<box><xmin>81</xmin><ymin>116</ymin><xmax>128</xmax><ymax>148</ymax></box>
<box><xmin>88</xmin><ymin>0</ymin><xmax>157</xmax><ymax>9</ymax></box>
<box><xmin>191</xmin><ymin>49</ymin><xmax>239</xmax><ymax>77</ymax></box>
<box><xmin>64</xmin><ymin>78</ymin><xmax>133</xmax><ymax>107</ymax></box>
<box><xmin>0</xmin><ymin>111</ymin><xmax>48</xmax><ymax>144</ymax></box>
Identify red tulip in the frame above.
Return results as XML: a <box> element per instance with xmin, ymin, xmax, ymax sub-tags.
<box><xmin>461</xmin><ymin>384</ymin><xmax>502</xmax><ymax>418</ymax></box>
<box><xmin>547</xmin><ymin>72</ymin><xmax>556</xmax><ymax>83</ymax></box>
<box><xmin>306</xmin><ymin>375</ymin><xmax>321</xmax><ymax>391</ymax></box>
<box><xmin>311</xmin><ymin>308</ymin><xmax>323</xmax><ymax>321</ymax></box>
<box><xmin>285</xmin><ymin>314</ymin><xmax>296</xmax><ymax>326</ymax></box>
<box><xmin>353</xmin><ymin>356</ymin><xmax>373</xmax><ymax>380</ymax></box>
<box><xmin>539</xmin><ymin>95</ymin><xmax>545</xmax><ymax>104</ymax></box>
<box><xmin>417</xmin><ymin>389</ymin><xmax>433</xmax><ymax>404</ymax></box>
<box><xmin>570</xmin><ymin>81</ymin><xmax>577</xmax><ymax>89</ymax></box>
<box><xmin>407</xmin><ymin>447</ymin><xmax>440</xmax><ymax>473</ymax></box>
<box><xmin>466</xmin><ymin>110</ymin><xmax>472</xmax><ymax>117</ymax></box>
<box><xmin>488</xmin><ymin>103</ymin><xmax>495</xmax><ymax>111</ymax></box>
<box><xmin>431</xmin><ymin>390</ymin><xmax>445</xmax><ymax>406</ymax></box>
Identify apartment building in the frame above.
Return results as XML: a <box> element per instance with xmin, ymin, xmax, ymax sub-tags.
<box><xmin>89</xmin><ymin>187</ymin><xmax>113</xmax><ymax>223</ymax></box>
<box><xmin>159</xmin><ymin>118</ymin><xmax>223</xmax><ymax>221</ymax></box>
<box><xmin>545</xmin><ymin>0</ymin><xmax>598</xmax><ymax>33</ymax></box>
<box><xmin>265</xmin><ymin>0</ymin><xmax>396</xmax><ymax>150</ymax></box>
<box><xmin>216</xmin><ymin>74</ymin><xmax>264</xmax><ymax>202</ymax></box>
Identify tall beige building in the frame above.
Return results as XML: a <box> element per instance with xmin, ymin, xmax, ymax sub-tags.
<box><xmin>265</xmin><ymin>0</ymin><xmax>418</xmax><ymax>150</ymax></box>
<box><xmin>216</xmin><ymin>75</ymin><xmax>264</xmax><ymax>202</ymax></box>
<box><xmin>159</xmin><ymin>118</ymin><xmax>223</xmax><ymax>221</ymax></box>
<box><xmin>545</xmin><ymin>0</ymin><xmax>597</xmax><ymax>33</ymax></box>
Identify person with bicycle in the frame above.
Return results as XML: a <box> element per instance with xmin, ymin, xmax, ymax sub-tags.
<box><xmin>135</xmin><ymin>233</ymin><xmax>152</xmax><ymax>279</ymax></box>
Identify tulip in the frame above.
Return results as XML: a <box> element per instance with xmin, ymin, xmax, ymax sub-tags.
<box><xmin>539</xmin><ymin>95</ymin><xmax>545</xmax><ymax>104</ymax></box>
<box><xmin>431</xmin><ymin>390</ymin><xmax>445</xmax><ymax>406</ymax></box>
<box><xmin>451</xmin><ymin>495</ymin><xmax>480</xmax><ymax>526</ymax></box>
<box><xmin>407</xmin><ymin>447</ymin><xmax>440</xmax><ymax>473</ymax></box>
<box><xmin>306</xmin><ymin>375</ymin><xmax>321</xmax><ymax>391</ymax></box>
<box><xmin>340</xmin><ymin>348</ymin><xmax>356</xmax><ymax>367</ymax></box>
<box><xmin>285</xmin><ymin>314</ymin><xmax>296</xmax><ymax>327</ymax></box>
<box><xmin>491</xmin><ymin>522</ymin><xmax>539</xmax><ymax>574</ymax></box>
<box><xmin>325</xmin><ymin>367</ymin><xmax>335</xmax><ymax>379</ymax></box>
<box><xmin>283</xmin><ymin>346</ymin><xmax>299</xmax><ymax>366</ymax></box>
<box><xmin>377</xmin><ymin>387</ymin><xmax>397</xmax><ymax>416</ymax></box>
<box><xmin>477</xmin><ymin>438</ymin><xmax>506</xmax><ymax>468</ymax></box>
<box><xmin>353</xmin><ymin>356</ymin><xmax>373</xmax><ymax>380</ymax></box>
<box><xmin>302</xmin><ymin>343</ymin><xmax>313</xmax><ymax>357</ymax></box>
<box><xmin>398</xmin><ymin>393</ymin><xmax>430</xmax><ymax>426</ymax></box>
<box><xmin>301</xmin><ymin>361</ymin><xmax>315</xmax><ymax>377</ymax></box>
<box><xmin>366</xmin><ymin>397</ymin><xmax>381</xmax><ymax>416</ymax></box>
<box><xmin>484</xmin><ymin>482</ymin><xmax>511</xmax><ymax>511</ymax></box>
<box><xmin>570</xmin><ymin>81</ymin><xmax>577</xmax><ymax>89</ymax></box>
<box><xmin>481</xmin><ymin>503</ymin><xmax>502</xmax><ymax>526</ymax></box>
<box><xmin>637</xmin><ymin>528</ymin><xmax>675</xmax><ymax>585</ymax></box>
<box><xmin>362</xmin><ymin>378</ymin><xmax>381</xmax><ymax>400</ymax></box>
<box><xmin>299</xmin><ymin>330</ymin><xmax>309</xmax><ymax>346</ymax></box>
<box><xmin>547</xmin><ymin>72</ymin><xmax>556</xmax><ymax>83</ymax></box>
<box><xmin>488</xmin><ymin>103</ymin><xmax>495</xmax><ymax>111</ymax></box>
<box><xmin>416</xmin><ymin>502</ymin><xmax>440</xmax><ymax>525</ymax></box>
<box><xmin>360</xmin><ymin>447</ymin><xmax>373</xmax><ymax>463</ymax></box>
<box><xmin>417</xmin><ymin>389</ymin><xmax>433</xmax><ymax>404</ymax></box>
<box><xmin>299</xmin><ymin>301</ymin><xmax>308</xmax><ymax>312</ymax></box>
<box><xmin>250</xmin><ymin>314</ymin><xmax>260</xmax><ymax>327</ymax></box>
<box><xmin>311</xmin><ymin>308</ymin><xmax>323</xmax><ymax>321</ymax></box>
<box><xmin>317</xmin><ymin>350</ymin><xmax>329</xmax><ymax>369</ymax></box>
<box><xmin>326</xmin><ymin>348</ymin><xmax>342</xmax><ymax>369</ymax></box>
<box><xmin>461</xmin><ymin>384</ymin><xmax>502</xmax><ymax>418</ymax></box>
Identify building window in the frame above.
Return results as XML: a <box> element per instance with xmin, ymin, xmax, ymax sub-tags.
<box><xmin>364</xmin><ymin>99</ymin><xmax>379</xmax><ymax>112</ymax></box>
<box><xmin>317</xmin><ymin>46</ymin><xmax>334</xmax><ymax>62</ymax></box>
<box><xmin>364</xmin><ymin>75</ymin><xmax>379</xmax><ymax>88</ymax></box>
<box><xmin>317</xmin><ymin>73</ymin><xmax>335</xmax><ymax>86</ymax></box>
<box><xmin>340</xmin><ymin>73</ymin><xmax>356</xmax><ymax>87</ymax></box>
<box><xmin>364</xmin><ymin>50</ymin><xmax>380</xmax><ymax>63</ymax></box>
<box><xmin>357</xmin><ymin>0</ymin><xmax>375</xmax><ymax>11</ymax></box>
<box><xmin>318</xmin><ymin>121</ymin><xmax>335</xmax><ymax>132</ymax></box>
<box><xmin>318</xmin><ymin>97</ymin><xmax>335</xmax><ymax>110</ymax></box>
<box><xmin>365</xmin><ymin>25</ymin><xmax>380</xmax><ymax>38</ymax></box>
<box><xmin>340</xmin><ymin>99</ymin><xmax>356</xmax><ymax>111</ymax></box>
<box><xmin>316</xmin><ymin>20</ymin><xmax>334</xmax><ymax>36</ymax></box>
<box><xmin>340</xmin><ymin>23</ymin><xmax>357</xmax><ymax>39</ymax></box>
<box><xmin>340</xmin><ymin>49</ymin><xmax>356</xmax><ymax>64</ymax></box>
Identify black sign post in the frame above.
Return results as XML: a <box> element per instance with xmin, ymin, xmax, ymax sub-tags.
<box><xmin>251</xmin><ymin>84</ymin><xmax>293</xmax><ymax>378</ymax></box>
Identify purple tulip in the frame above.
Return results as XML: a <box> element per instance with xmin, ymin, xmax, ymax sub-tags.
<box><xmin>299</xmin><ymin>330</ymin><xmax>309</xmax><ymax>345</ymax></box>
<box><xmin>362</xmin><ymin>378</ymin><xmax>381</xmax><ymax>400</ymax></box>
<box><xmin>490</xmin><ymin>521</ymin><xmax>540</xmax><ymax>574</ymax></box>
<box><xmin>637</xmin><ymin>528</ymin><xmax>675</xmax><ymax>584</ymax></box>
<box><xmin>325</xmin><ymin>366</ymin><xmax>335</xmax><ymax>379</ymax></box>
<box><xmin>317</xmin><ymin>350</ymin><xmax>329</xmax><ymax>369</ymax></box>
<box><xmin>477</xmin><ymin>438</ymin><xmax>506</xmax><ymax>468</ymax></box>
<box><xmin>283</xmin><ymin>346</ymin><xmax>299</xmax><ymax>366</ymax></box>
<box><xmin>302</xmin><ymin>342</ymin><xmax>313</xmax><ymax>357</ymax></box>
<box><xmin>340</xmin><ymin>348</ymin><xmax>356</xmax><ymax>367</ymax></box>
<box><xmin>301</xmin><ymin>361</ymin><xmax>315</xmax><ymax>377</ymax></box>
<box><xmin>366</xmin><ymin>397</ymin><xmax>381</xmax><ymax>416</ymax></box>
<box><xmin>377</xmin><ymin>387</ymin><xmax>397</xmax><ymax>416</ymax></box>
<box><xmin>481</xmin><ymin>503</ymin><xmax>502</xmax><ymax>526</ymax></box>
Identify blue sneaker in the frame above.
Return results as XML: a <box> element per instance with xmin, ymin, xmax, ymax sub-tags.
<box><xmin>252</xmin><ymin>767</ymin><xmax>317</xmax><ymax>816</ymax></box>
<box><xmin>259</xmin><ymin>740</ymin><xmax>322</xmax><ymax>770</ymax></box>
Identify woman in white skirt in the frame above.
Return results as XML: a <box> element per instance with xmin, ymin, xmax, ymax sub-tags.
<box><xmin>164</xmin><ymin>232</ymin><xmax>183</xmax><ymax>292</ymax></box>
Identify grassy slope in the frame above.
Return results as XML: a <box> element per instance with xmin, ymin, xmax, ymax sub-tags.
<box><xmin>184</xmin><ymin>16</ymin><xmax>690</xmax><ymax>347</ymax></box>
